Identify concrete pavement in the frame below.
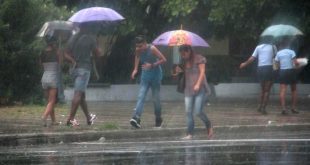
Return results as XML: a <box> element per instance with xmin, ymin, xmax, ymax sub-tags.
<box><xmin>0</xmin><ymin>99</ymin><xmax>309</xmax><ymax>145</ymax></box>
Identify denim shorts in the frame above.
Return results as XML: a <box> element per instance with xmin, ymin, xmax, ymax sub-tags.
<box><xmin>41</xmin><ymin>71</ymin><xmax>58</xmax><ymax>89</ymax></box>
<box><xmin>72</xmin><ymin>68</ymin><xmax>90</xmax><ymax>92</ymax></box>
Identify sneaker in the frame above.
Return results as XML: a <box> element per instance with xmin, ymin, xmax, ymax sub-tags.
<box><xmin>181</xmin><ymin>135</ymin><xmax>193</xmax><ymax>140</ymax></box>
<box><xmin>67</xmin><ymin>119</ymin><xmax>80</xmax><ymax>126</ymax></box>
<box><xmin>291</xmin><ymin>109</ymin><xmax>299</xmax><ymax>114</ymax></box>
<box><xmin>155</xmin><ymin>117</ymin><xmax>163</xmax><ymax>127</ymax></box>
<box><xmin>281</xmin><ymin>110</ymin><xmax>288</xmax><ymax>115</ymax></box>
<box><xmin>130</xmin><ymin>117</ymin><xmax>141</xmax><ymax>129</ymax></box>
<box><xmin>88</xmin><ymin>114</ymin><xmax>97</xmax><ymax>125</ymax></box>
<box><xmin>261</xmin><ymin>108</ymin><xmax>267</xmax><ymax>115</ymax></box>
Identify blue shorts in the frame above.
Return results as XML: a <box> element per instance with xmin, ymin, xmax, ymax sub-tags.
<box><xmin>73</xmin><ymin>68</ymin><xmax>90</xmax><ymax>92</ymax></box>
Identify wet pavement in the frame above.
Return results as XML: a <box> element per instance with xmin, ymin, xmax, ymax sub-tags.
<box><xmin>1</xmin><ymin>133</ymin><xmax>310</xmax><ymax>164</ymax></box>
<box><xmin>0</xmin><ymin>99</ymin><xmax>309</xmax><ymax>164</ymax></box>
<box><xmin>0</xmin><ymin>99</ymin><xmax>309</xmax><ymax>133</ymax></box>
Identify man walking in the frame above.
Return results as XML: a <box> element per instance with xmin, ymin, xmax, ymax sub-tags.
<box><xmin>130</xmin><ymin>36</ymin><xmax>167</xmax><ymax>128</ymax></box>
<box><xmin>65</xmin><ymin>25</ymin><xmax>99</xmax><ymax>126</ymax></box>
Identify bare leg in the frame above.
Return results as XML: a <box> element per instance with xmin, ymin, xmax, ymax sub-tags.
<box><xmin>43</xmin><ymin>88</ymin><xmax>57</xmax><ymax>120</ymax></box>
<box><xmin>80</xmin><ymin>93</ymin><xmax>91</xmax><ymax>123</ymax></box>
<box><xmin>258</xmin><ymin>82</ymin><xmax>265</xmax><ymax>110</ymax></box>
<box><xmin>280</xmin><ymin>84</ymin><xmax>287</xmax><ymax>112</ymax></box>
<box><xmin>290</xmin><ymin>83</ymin><xmax>298</xmax><ymax>112</ymax></box>
<box><xmin>50</xmin><ymin>108</ymin><xmax>56</xmax><ymax>123</ymax></box>
<box><xmin>67</xmin><ymin>91</ymin><xmax>82</xmax><ymax>123</ymax></box>
<box><xmin>44</xmin><ymin>90</ymin><xmax>48</xmax><ymax>101</ymax></box>
<box><xmin>262</xmin><ymin>81</ymin><xmax>273</xmax><ymax>109</ymax></box>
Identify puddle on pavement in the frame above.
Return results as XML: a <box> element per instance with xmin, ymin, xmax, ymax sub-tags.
<box><xmin>0</xmin><ymin>140</ymin><xmax>309</xmax><ymax>164</ymax></box>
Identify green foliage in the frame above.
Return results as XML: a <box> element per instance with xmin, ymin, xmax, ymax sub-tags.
<box><xmin>1</xmin><ymin>0</ymin><xmax>310</xmax><ymax>103</ymax></box>
<box><xmin>96</xmin><ymin>122</ymin><xmax>120</xmax><ymax>130</ymax></box>
<box><xmin>209</xmin><ymin>0</ymin><xmax>269</xmax><ymax>39</ymax></box>
<box><xmin>161</xmin><ymin>0</ymin><xmax>199</xmax><ymax>21</ymax></box>
<box><xmin>0</xmin><ymin>0</ymin><xmax>71</xmax><ymax>103</ymax></box>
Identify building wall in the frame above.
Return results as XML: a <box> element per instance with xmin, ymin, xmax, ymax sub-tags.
<box><xmin>64</xmin><ymin>84</ymin><xmax>310</xmax><ymax>101</ymax></box>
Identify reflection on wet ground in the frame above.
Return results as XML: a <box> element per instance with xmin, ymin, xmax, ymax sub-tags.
<box><xmin>0</xmin><ymin>101</ymin><xmax>309</xmax><ymax>164</ymax></box>
<box><xmin>1</xmin><ymin>139</ymin><xmax>309</xmax><ymax>165</ymax></box>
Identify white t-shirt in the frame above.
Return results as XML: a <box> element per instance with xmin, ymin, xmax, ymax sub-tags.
<box><xmin>252</xmin><ymin>44</ymin><xmax>277</xmax><ymax>67</ymax></box>
<box><xmin>275</xmin><ymin>49</ymin><xmax>296</xmax><ymax>70</ymax></box>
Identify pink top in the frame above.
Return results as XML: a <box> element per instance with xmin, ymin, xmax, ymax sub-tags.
<box><xmin>184</xmin><ymin>54</ymin><xmax>209</xmax><ymax>96</ymax></box>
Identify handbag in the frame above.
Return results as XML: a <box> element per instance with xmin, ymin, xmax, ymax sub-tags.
<box><xmin>177</xmin><ymin>72</ymin><xmax>185</xmax><ymax>93</ymax></box>
<box><xmin>272</xmin><ymin>45</ymin><xmax>279</xmax><ymax>71</ymax></box>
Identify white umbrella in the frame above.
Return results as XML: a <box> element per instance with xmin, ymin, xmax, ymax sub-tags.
<box><xmin>261</xmin><ymin>24</ymin><xmax>303</xmax><ymax>37</ymax></box>
<box><xmin>37</xmin><ymin>20</ymin><xmax>77</xmax><ymax>37</ymax></box>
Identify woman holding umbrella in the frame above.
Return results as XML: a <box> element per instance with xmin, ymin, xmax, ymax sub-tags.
<box><xmin>37</xmin><ymin>20</ymin><xmax>78</xmax><ymax>104</ymax></box>
<box><xmin>239</xmin><ymin>37</ymin><xmax>277</xmax><ymax>115</ymax></box>
<box><xmin>153</xmin><ymin>29</ymin><xmax>212</xmax><ymax>140</ymax></box>
<box><xmin>40</xmin><ymin>34</ymin><xmax>61</xmax><ymax>127</ymax></box>
<box><xmin>177</xmin><ymin>45</ymin><xmax>213</xmax><ymax>140</ymax></box>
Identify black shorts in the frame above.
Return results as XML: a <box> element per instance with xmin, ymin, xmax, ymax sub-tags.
<box><xmin>279</xmin><ymin>69</ymin><xmax>297</xmax><ymax>84</ymax></box>
<box><xmin>257</xmin><ymin>65</ymin><xmax>273</xmax><ymax>82</ymax></box>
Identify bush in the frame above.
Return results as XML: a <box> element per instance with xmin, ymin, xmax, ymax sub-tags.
<box><xmin>0</xmin><ymin>0</ymin><xmax>71</xmax><ymax>104</ymax></box>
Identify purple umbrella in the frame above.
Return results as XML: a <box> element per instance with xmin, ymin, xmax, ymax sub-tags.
<box><xmin>152</xmin><ymin>30</ymin><xmax>209</xmax><ymax>47</ymax></box>
<box><xmin>69</xmin><ymin>7</ymin><xmax>125</xmax><ymax>23</ymax></box>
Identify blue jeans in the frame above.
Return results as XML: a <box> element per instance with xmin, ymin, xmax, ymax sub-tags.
<box><xmin>132</xmin><ymin>79</ymin><xmax>161</xmax><ymax>119</ymax></box>
<box><xmin>185</xmin><ymin>89</ymin><xmax>211</xmax><ymax>135</ymax></box>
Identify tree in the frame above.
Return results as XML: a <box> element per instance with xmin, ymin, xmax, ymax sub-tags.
<box><xmin>0</xmin><ymin>0</ymin><xmax>71</xmax><ymax>103</ymax></box>
<box><xmin>1</xmin><ymin>0</ymin><xmax>310</xmax><ymax>103</ymax></box>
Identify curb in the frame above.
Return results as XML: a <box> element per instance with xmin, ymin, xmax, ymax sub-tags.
<box><xmin>0</xmin><ymin>124</ymin><xmax>309</xmax><ymax>146</ymax></box>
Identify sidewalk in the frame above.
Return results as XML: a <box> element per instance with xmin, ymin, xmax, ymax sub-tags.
<box><xmin>0</xmin><ymin>99</ymin><xmax>309</xmax><ymax>145</ymax></box>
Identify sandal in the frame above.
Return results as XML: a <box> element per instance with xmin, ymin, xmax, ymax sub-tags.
<box><xmin>291</xmin><ymin>109</ymin><xmax>299</xmax><ymax>114</ymax></box>
<box><xmin>207</xmin><ymin>127</ymin><xmax>214</xmax><ymax>139</ymax></box>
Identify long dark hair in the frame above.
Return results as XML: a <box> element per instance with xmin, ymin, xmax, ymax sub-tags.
<box><xmin>179</xmin><ymin>44</ymin><xmax>194</xmax><ymax>67</ymax></box>
<box><xmin>44</xmin><ymin>34</ymin><xmax>57</xmax><ymax>48</ymax></box>
<box><xmin>135</xmin><ymin>35</ymin><xmax>147</xmax><ymax>44</ymax></box>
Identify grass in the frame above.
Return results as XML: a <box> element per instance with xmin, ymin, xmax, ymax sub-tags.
<box><xmin>0</xmin><ymin>104</ymin><xmax>121</xmax><ymax>133</ymax></box>
<box><xmin>95</xmin><ymin>122</ymin><xmax>120</xmax><ymax>131</ymax></box>
<box><xmin>0</xmin><ymin>104</ymin><xmax>68</xmax><ymax>119</ymax></box>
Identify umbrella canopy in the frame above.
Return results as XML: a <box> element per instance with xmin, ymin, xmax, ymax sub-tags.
<box><xmin>69</xmin><ymin>7</ymin><xmax>124</xmax><ymax>23</ymax></box>
<box><xmin>36</xmin><ymin>20</ymin><xmax>76</xmax><ymax>37</ymax></box>
<box><xmin>152</xmin><ymin>30</ymin><xmax>209</xmax><ymax>47</ymax></box>
<box><xmin>261</xmin><ymin>24</ymin><xmax>303</xmax><ymax>37</ymax></box>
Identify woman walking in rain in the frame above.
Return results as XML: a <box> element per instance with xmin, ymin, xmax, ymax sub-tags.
<box><xmin>240</xmin><ymin>37</ymin><xmax>277</xmax><ymax>114</ymax></box>
<box><xmin>275</xmin><ymin>39</ymin><xmax>299</xmax><ymax>115</ymax></box>
<box><xmin>40</xmin><ymin>35</ymin><xmax>60</xmax><ymax>127</ymax></box>
<box><xmin>176</xmin><ymin>45</ymin><xmax>213</xmax><ymax>140</ymax></box>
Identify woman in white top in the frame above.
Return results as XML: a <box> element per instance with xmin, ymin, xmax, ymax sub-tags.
<box><xmin>275</xmin><ymin>40</ymin><xmax>299</xmax><ymax>115</ymax></box>
<box><xmin>240</xmin><ymin>38</ymin><xmax>276</xmax><ymax>114</ymax></box>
